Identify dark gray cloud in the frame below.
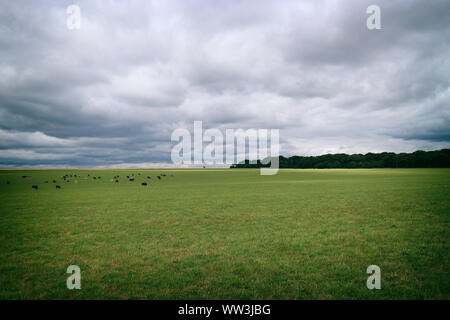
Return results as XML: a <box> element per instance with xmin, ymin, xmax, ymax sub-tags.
<box><xmin>0</xmin><ymin>0</ymin><xmax>449</xmax><ymax>167</ymax></box>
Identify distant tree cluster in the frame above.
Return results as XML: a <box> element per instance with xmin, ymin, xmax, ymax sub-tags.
<box><xmin>231</xmin><ymin>149</ymin><xmax>450</xmax><ymax>169</ymax></box>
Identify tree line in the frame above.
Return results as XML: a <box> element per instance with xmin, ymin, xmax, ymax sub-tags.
<box><xmin>230</xmin><ymin>149</ymin><xmax>450</xmax><ymax>169</ymax></box>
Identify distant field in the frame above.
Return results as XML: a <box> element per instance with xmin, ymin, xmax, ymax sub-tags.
<box><xmin>0</xmin><ymin>168</ymin><xmax>448</xmax><ymax>299</ymax></box>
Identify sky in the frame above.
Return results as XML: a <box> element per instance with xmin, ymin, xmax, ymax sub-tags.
<box><xmin>0</xmin><ymin>0</ymin><xmax>449</xmax><ymax>168</ymax></box>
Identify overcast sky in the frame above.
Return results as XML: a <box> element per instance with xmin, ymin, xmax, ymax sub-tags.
<box><xmin>0</xmin><ymin>0</ymin><xmax>449</xmax><ymax>168</ymax></box>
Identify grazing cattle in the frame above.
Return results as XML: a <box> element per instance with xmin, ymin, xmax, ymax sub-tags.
<box><xmin>32</xmin><ymin>185</ymin><xmax>38</xmax><ymax>190</ymax></box>
<box><xmin>115</xmin><ymin>180</ymin><xmax>119</xmax><ymax>183</ymax></box>
<box><xmin>56</xmin><ymin>185</ymin><xmax>61</xmax><ymax>189</ymax></box>
<box><xmin>157</xmin><ymin>176</ymin><xmax>161</xmax><ymax>180</ymax></box>
<box><xmin>93</xmin><ymin>177</ymin><xmax>97</xmax><ymax>180</ymax></box>
<box><xmin>129</xmin><ymin>178</ymin><xmax>134</xmax><ymax>182</ymax></box>
<box><xmin>6</xmin><ymin>181</ymin><xmax>10</xmax><ymax>184</ymax></box>
<box><xmin>52</xmin><ymin>180</ymin><xmax>56</xmax><ymax>183</ymax></box>
<box><xmin>147</xmin><ymin>176</ymin><xmax>151</xmax><ymax>179</ymax></box>
<box><xmin>141</xmin><ymin>182</ymin><xmax>147</xmax><ymax>186</ymax></box>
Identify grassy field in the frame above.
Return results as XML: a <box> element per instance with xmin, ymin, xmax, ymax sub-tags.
<box><xmin>0</xmin><ymin>168</ymin><xmax>448</xmax><ymax>299</ymax></box>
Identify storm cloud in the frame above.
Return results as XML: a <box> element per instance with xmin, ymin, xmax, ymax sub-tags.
<box><xmin>0</xmin><ymin>0</ymin><xmax>449</xmax><ymax>167</ymax></box>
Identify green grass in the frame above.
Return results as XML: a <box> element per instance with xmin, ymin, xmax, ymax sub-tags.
<box><xmin>0</xmin><ymin>168</ymin><xmax>448</xmax><ymax>299</ymax></box>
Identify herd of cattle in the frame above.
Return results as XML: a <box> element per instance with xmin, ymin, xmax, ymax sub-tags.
<box><xmin>3</xmin><ymin>172</ymin><xmax>174</xmax><ymax>190</ymax></box>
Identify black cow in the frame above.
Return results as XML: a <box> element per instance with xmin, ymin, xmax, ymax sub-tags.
<box><xmin>141</xmin><ymin>182</ymin><xmax>147</xmax><ymax>186</ymax></box>
<box><xmin>32</xmin><ymin>185</ymin><xmax>38</xmax><ymax>190</ymax></box>
<box><xmin>147</xmin><ymin>176</ymin><xmax>151</xmax><ymax>179</ymax></box>
<box><xmin>56</xmin><ymin>185</ymin><xmax>61</xmax><ymax>189</ymax></box>
<box><xmin>157</xmin><ymin>176</ymin><xmax>161</xmax><ymax>180</ymax></box>
<box><xmin>93</xmin><ymin>177</ymin><xmax>97</xmax><ymax>180</ymax></box>
<box><xmin>129</xmin><ymin>178</ymin><xmax>135</xmax><ymax>182</ymax></box>
<box><xmin>6</xmin><ymin>181</ymin><xmax>10</xmax><ymax>184</ymax></box>
<box><xmin>115</xmin><ymin>180</ymin><xmax>119</xmax><ymax>183</ymax></box>
<box><xmin>52</xmin><ymin>180</ymin><xmax>56</xmax><ymax>183</ymax></box>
